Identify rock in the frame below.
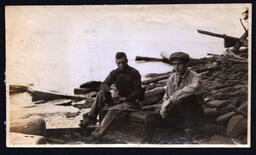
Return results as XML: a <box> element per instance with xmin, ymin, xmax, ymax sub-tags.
<box><xmin>65</xmin><ymin>112</ymin><xmax>80</xmax><ymax>118</ymax></box>
<box><xmin>240</xmin><ymin>87</ymin><xmax>248</xmax><ymax>95</ymax></box>
<box><xmin>204</xmin><ymin>108</ymin><xmax>218</xmax><ymax>118</ymax></box>
<box><xmin>10</xmin><ymin>116</ymin><xmax>46</xmax><ymax>136</ymax></box>
<box><xmin>216</xmin><ymin>111</ymin><xmax>236</xmax><ymax>125</ymax></box>
<box><xmin>226</xmin><ymin>115</ymin><xmax>247</xmax><ymax>138</ymax></box>
<box><xmin>216</xmin><ymin>105</ymin><xmax>233</xmax><ymax>115</ymax></box>
<box><xmin>212</xmin><ymin>93</ymin><xmax>236</xmax><ymax>100</ymax></box>
<box><xmin>238</xmin><ymin>102</ymin><xmax>248</xmax><ymax>114</ymax></box>
<box><xmin>7</xmin><ymin>132</ymin><xmax>47</xmax><ymax>146</ymax></box>
<box><xmin>239</xmin><ymin>135</ymin><xmax>247</xmax><ymax>144</ymax></box>
<box><xmin>194</xmin><ymin>123</ymin><xmax>225</xmax><ymax>136</ymax></box>
<box><xmin>206</xmin><ymin>100</ymin><xmax>230</xmax><ymax>108</ymax></box>
<box><xmin>232</xmin><ymin>96</ymin><xmax>248</xmax><ymax>107</ymax></box>
<box><xmin>209</xmin><ymin>135</ymin><xmax>234</xmax><ymax>144</ymax></box>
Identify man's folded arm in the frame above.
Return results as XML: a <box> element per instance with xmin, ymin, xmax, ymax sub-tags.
<box><xmin>172</xmin><ymin>75</ymin><xmax>201</xmax><ymax>102</ymax></box>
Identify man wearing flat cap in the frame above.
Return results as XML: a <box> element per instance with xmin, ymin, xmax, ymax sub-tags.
<box><xmin>160</xmin><ymin>52</ymin><xmax>203</xmax><ymax>122</ymax></box>
<box><xmin>143</xmin><ymin>52</ymin><xmax>204</xmax><ymax>142</ymax></box>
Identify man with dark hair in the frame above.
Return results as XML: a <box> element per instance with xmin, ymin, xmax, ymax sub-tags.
<box><xmin>80</xmin><ymin>52</ymin><xmax>144</xmax><ymax>141</ymax></box>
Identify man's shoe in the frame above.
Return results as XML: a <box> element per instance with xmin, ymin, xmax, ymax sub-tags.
<box><xmin>79</xmin><ymin>113</ymin><xmax>97</xmax><ymax>128</ymax></box>
<box><xmin>84</xmin><ymin>130</ymin><xmax>102</xmax><ymax>144</ymax></box>
<box><xmin>84</xmin><ymin>135</ymin><xmax>100</xmax><ymax>144</ymax></box>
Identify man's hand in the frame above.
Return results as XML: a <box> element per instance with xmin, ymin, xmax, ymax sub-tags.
<box><xmin>114</xmin><ymin>97</ymin><xmax>127</xmax><ymax>104</ymax></box>
<box><xmin>160</xmin><ymin>100</ymin><xmax>170</xmax><ymax>118</ymax></box>
<box><xmin>119</xmin><ymin>97</ymin><xmax>126</xmax><ymax>102</ymax></box>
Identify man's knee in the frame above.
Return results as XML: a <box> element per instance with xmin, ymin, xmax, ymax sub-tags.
<box><xmin>97</xmin><ymin>90</ymin><xmax>112</xmax><ymax>103</ymax></box>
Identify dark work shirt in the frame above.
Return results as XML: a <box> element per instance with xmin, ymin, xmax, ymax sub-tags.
<box><xmin>100</xmin><ymin>65</ymin><xmax>142</xmax><ymax>101</ymax></box>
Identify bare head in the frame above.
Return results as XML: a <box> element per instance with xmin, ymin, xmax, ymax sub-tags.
<box><xmin>169</xmin><ymin>52</ymin><xmax>190</xmax><ymax>75</ymax></box>
<box><xmin>115</xmin><ymin>52</ymin><xmax>128</xmax><ymax>71</ymax></box>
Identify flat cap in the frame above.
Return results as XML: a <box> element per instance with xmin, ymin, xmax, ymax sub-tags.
<box><xmin>169</xmin><ymin>52</ymin><xmax>190</xmax><ymax>63</ymax></box>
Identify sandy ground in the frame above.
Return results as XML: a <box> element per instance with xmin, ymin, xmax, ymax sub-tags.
<box><xmin>8</xmin><ymin>93</ymin><xmax>89</xmax><ymax>129</ymax></box>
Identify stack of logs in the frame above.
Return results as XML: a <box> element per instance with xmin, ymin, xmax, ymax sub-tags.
<box><xmin>200</xmin><ymin>52</ymin><xmax>248</xmax><ymax>144</ymax></box>
<box><xmin>73</xmin><ymin>48</ymin><xmax>248</xmax><ymax>144</ymax></box>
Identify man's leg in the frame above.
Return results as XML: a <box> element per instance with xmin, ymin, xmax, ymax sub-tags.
<box><xmin>181</xmin><ymin>94</ymin><xmax>204</xmax><ymax>128</ymax></box>
<box><xmin>140</xmin><ymin>113</ymin><xmax>159</xmax><ymax>143</ymax></box>
<box><xmin>91</xmin><ymin>109</ymin><xmax>123</xmax><ymax>138</ymax></box>
<box><xmin>80</xmin><ymin>90</ymin><xmax>112</xmax><ymax>128</ymax></box>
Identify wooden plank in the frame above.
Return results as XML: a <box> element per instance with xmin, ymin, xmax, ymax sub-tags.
<box><xmin>28</xmin><ymin>89</ymin><xmax>86</xmax><ymax>102</ymax></box>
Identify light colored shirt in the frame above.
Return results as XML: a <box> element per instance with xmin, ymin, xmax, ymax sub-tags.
<box><xmin>163</xmin><ymin>69</ymin><xmax>201</xmax><ymax>103</ymax></box>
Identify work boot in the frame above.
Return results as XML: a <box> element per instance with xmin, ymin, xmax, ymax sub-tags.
<box><xmin>79</xmin><ymin>113</ymin><xmax>97</xmax><ymax>128</ymax></box>
<box><xmin>84</xmin><ymin>128</ymin><xmax>103</xmax><ymax>143</ymax></box>
<box><xmin>85</xmin><ymin>135</ymin><xmax>100</xmax><ymax>144</ymax></box>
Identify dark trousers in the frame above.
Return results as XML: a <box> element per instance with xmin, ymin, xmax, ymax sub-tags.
<box><xmin>87</xmin><ymin>90</ymin><xmax>113</xmax><ymax>123</ymax></box>
<box><xmin>141</xmin><ymin>94</ymin><xmax>204</xmax><ymax>143</ymax></box>
<box><xmin>87</xmin><ymin>90</ymin><xmax>146</xmax><ymax>138</ymax></box>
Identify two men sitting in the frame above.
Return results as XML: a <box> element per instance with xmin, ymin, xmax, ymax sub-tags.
<box><xmin>80</xmin><ymin>51</ymin><xmax>203</xmax><ymax>143</ymax></box>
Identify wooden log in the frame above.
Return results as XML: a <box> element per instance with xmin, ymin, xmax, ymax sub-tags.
<box><xmin>141</xmin><ymin>87</ymin><xmax>165</xmax><ymax>106</ymax></box>
<box><xmin>28</xmin><ymin>89</ymin><xmax>86</xmax><ymax>102</ymax></box>
<box><xmin>80</xmin><ymin>81</ymin><xmax>101</xmax><ymax>89</ymax></box>
<box><xmin>9</xmin><ymin>85</ymin><xmax>29</xmax><ymax>95</ymax></box>
<box><xmin>231</xmin><ymin>30</ymin><xmax>248</xmax><ymax>52</ymax></box>
<box><xmin>229</xmin><ymin>104</ymin><xmax>247</xmax><ymax>117</ymax></box>
<box><xmin>135</xmin><ymin>56</ymin><xmax>168</xmax><ymax>63</ymax></box>
<box><xmin>225</xmin><ymin>49</ymin><xmax>247</xmax><ymax>62</ymax></box>
<box><xmin>142</xmin><ymin>74</ymin><xmax>170</xmax><ymax>85</ymax></box>
<box><xmin>74</xmin><ymin>88</ymin><xmax>99</xmax><ymax>95</ymax></box>
<box><xmin>34</xmin><ymin>99</ymin><xmax>72</xmax><ymax>106</ymax></box>
<box><xmin>160</xmin><ymin>51</ymin><xmax>217</xmax><ymax>67</ymax></box>
<box><xmin>141</xmin><ymin>103</ymin><xmax>162</xmax><ymax>110</ymax></box>
<box><xmin>46</xmin><ymin>127</ymin><xmax>95</xmax><ymax>143</ymax></box>
<box><xmin>10</xmin><ymin>116</ymin><xmax>46</xmax><ymax>136</ymax></box>
<box><xmin>144</xmin><ymin>72</ymin><xmax>171</xmax><ymax>78</ymax></box>
<box><xmin>207</xmin><ymin>53</ymin><xmax>221</xmax><ymax>57</ymax></box>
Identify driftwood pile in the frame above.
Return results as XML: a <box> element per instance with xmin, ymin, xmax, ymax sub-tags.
<box><xmin>199</xmin><ymin>51</ymin><xmax>248</xmax><ymax>144</ymax></box>
<box><xmin>66</xmin><ymin>45</ymin><xmax>248</xmax><ymax>144</ymax></box>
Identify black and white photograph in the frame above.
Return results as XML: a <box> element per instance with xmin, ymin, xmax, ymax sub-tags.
<box><xmin>5</xmin><ymin>4</ymin><xmax>251</xmax><ymax>147</ymax></box>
